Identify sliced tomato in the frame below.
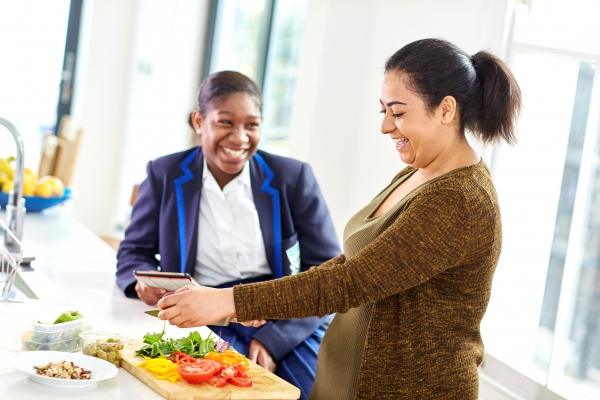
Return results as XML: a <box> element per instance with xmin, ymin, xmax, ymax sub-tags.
<box><xmin>169</xmin><ymin>351</ymin><xmax>195</xmax><ymax>364</ymax></box>
<box><xmin>221</xmin><ymin>366</ymin><xmax>238</xmax><ymax>379</ymax></box>
<box><xmin>214</xmin><ymin>364</ymin><xmax>226</xmax><ymax>373</ymax></box>
<box><xmin>177</xmin><ymin>360</ymin><xmax>219</xmax><ymax>385</ymax></box>
<box><xmin>208</xmin><ymin>375</ymin><xmax>228</xmax><ymax>387</ymax></box>
<box><xmin>233</xmin><ymin>364</ymin><xmax>248</xmax><ymax>378</ymax></box>
<box><xmin>229</xmin><ymin>376</ymin><xmax>253</xmax><ymax>387</ymax></box>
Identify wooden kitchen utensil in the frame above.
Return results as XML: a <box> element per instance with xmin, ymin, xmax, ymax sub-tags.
<box><xmin>121</xmin><ymin>338</ymin><xmax>300</xmax><ymax>400</ymax></box>
<box><xmin>37</xmin><ymin>115</ymin><xmax>83</xmax><ymax>186</ymax></box>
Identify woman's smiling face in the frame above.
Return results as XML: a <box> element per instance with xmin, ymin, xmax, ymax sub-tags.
<box><xmin>379</xmin><ymin>71</ymin><xmax>447</xmax><ymax>169</ymax></box>
<box><xmin>195</xmin><ymin>92</ymin><xmax>262</xmax><ymax>188</ymax></box>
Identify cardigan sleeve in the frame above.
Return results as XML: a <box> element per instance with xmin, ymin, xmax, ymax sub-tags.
<box><xmin>234</xmin><ymin>187</ymin><xmax>471</xmax><ymax>321</ymax></box>
<box><xmin>249</xmin><ymin>161</ymin><xmax>340</xmax><ymax>361</ymax></box>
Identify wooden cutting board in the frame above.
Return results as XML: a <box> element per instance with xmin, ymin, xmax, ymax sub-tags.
<box><xmin>121</xmin><ymin>339</ymin><xmax>300</xmax><ymax>399</ymax></box>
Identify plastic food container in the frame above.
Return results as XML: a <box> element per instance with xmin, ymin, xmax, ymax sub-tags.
<box><xmin>80</xmin><ymin>331</ymin><xmax>128</xmax><ymax>367</ymax></box>
<box><xmin>0</xmin><ymin>303</ymin><xmax>105</xmax><ymax>352</ymax></box>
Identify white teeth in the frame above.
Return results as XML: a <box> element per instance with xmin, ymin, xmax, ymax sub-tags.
<box><xmin>394</xmin><ymin>138</ymin><xmax>409</xmax><ymax>144</ymax></box>
<box><xmin>222</xmin><ymin>147</ymin><xmax>245</xmax><ymax>157</ymax></box>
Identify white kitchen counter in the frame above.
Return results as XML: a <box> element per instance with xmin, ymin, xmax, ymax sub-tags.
<box><xmin>0</xmin><ymin>207</ymin><xmax>212</xmax><ymax>399</ymax></box>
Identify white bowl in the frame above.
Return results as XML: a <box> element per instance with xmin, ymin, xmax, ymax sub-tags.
<box><xmin>11</xmin><ymin>350</ymin><xmax>118</xmax><ymax>388</ymax></box>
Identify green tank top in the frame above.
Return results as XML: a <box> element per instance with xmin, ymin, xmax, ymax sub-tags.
<box><xmin>309</xmin><ymin>169</ymin><xmax>422</xmax><ymax>400</ymax></box>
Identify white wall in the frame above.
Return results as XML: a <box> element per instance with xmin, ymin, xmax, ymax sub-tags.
<box><xmin>69</xmin><ymin>0</ymin><xmax>139</xmax><ymax>235</ymax></box>
<box><xmin>70</xmin><ymin>0</ymin><xmax>209</xmax><ymax>236</ymax></box>
<box><xmin>69</xmin><ymin>0</ymin><xmax>510</xmax><ymax>239</ymax></box>
<box><xmin>288</xmin><ymin>0</ymin><xmax>510</xmax><ymax>240</ymax></box>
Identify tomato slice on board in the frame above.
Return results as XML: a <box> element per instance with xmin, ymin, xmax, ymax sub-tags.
<box><xmin>229</xmin><ymin>376</ymin><xmax>253</xmax><ymax>387</ymax></box>
<box><xmin>169</xmin><ymin>351</ymin><xmax>195</xmax><ymax>364</ymax></box>
<box><xmin>208</xmin><ymin>375</ymin><xmax>228</xmax><ymax>387</ymax></box>
<box><xmin>221</xmin><ymin>366</ymin><xmax>237</xmax><ymax>379</ymax></box>
<box><xmin>177</xmin><ymin>360</ymin><xmax>219</xmax><ymax>384</ymax></box>
<box><xmin>233</xmin><ymin>364</ymin><xmax>248</xmax><ymax>378</ymax></box>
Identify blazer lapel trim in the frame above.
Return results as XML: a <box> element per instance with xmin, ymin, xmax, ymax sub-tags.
<box><xmin>253</xmin><ymin>153</ymin><xmax>283</xmax><ymax>278</ymax></box>
<box><xmin>174</xmin><ymin>147</ymin><xmax>200</xmax><ymax>273</ymax></box>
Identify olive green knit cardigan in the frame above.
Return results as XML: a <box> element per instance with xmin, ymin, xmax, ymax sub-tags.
<box><xmin>234</xmin><ymin>160</ymin><xmax>501</xmax><ymax>399</ymax></box>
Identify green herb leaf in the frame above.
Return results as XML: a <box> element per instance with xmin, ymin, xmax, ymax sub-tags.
<box><xmin>143</xmin><ymin>321</ymin><xmax>166</xmax><ymax>345</ymax></box>
<box><xmin>135</xmin><ymin>329</ymin><xmax>216</xmax><ymax>359</ymax></box>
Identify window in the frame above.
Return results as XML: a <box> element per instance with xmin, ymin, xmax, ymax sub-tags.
<box><xmin>0</xmin><ymin>0</ymin><xmax>78</xmax><ymax>169</ymax></box>
<box><xmin>203</xmin><ymin>0</ymin><xmax>308</xmax><ymax>155</ymax></box>
<box><xmin>482</xmin><ymin>1</ymin><xmax>600</xmax><ymax>399</ymax></box>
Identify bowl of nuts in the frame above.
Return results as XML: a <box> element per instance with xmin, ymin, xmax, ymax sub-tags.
<box><xmin>79</xmin><ymin>331</ymin><xmax>128</xmax><ymax>367</ymax></box>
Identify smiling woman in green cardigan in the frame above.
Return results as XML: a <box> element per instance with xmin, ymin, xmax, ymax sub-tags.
<box><xmin>157</xmin><ymin>38</ymin><xmax>523</xmax><ymax>400</ymax></box>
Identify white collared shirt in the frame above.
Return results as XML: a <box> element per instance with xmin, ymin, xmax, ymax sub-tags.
<box><xmin>194</xmin><ymin>160</ymin><xmax>271</xmax><ymax>286</ymax></box>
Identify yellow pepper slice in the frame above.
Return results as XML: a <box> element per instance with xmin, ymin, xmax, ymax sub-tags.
<box><xmin>136</xmin><ymin>356</ymin><xmax>182</xmax><ymax>383</ymax></box>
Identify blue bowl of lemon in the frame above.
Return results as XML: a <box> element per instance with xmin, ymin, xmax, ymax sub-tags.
<box><xmin>0</xmin><ymin>157</ymin><xmax>76</xmax><ymax>212</ymax></box>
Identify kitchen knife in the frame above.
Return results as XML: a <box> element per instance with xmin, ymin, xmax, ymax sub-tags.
<box><xmin>143</xmin><ymin>310</ymin><xmax>232</xmax><ymax>326</ymax></box>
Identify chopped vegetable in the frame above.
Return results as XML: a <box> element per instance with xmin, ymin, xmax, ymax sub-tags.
<box><xmin>136</xmin><ymin>330</ymin><xmax>217</xmax><ymax>359</ymax></box>
<box><xmin>208</xmin><ymin>375</ymin><xmax>228</xmax><ymax>387</ymax></box>
<box><xmin>177</xmin><ymin>360</ymin><xmax>220</xmax><ymax>385</ymax></box>
<box><xmin>213</xmin><ymin>337</ymin><xmax>230</xmax><ymax>352</ymax></box>
<box><xmin>229</xmin><ymin>375</ymin><xmax>253</xmax><ymax>387</ymax></box>
<box><xmin>136</xmin><ymin>356</ymin><xmax>182</xmax><ymax>383</ymax></box>
<box><xmin>204</xmin><ymin>350</ymin><xmax>249</xmax><ymax>369</ymax></box>
<box><xmin>142</xmin><ymin>322</ymin><xmax>166</xmax><ymax>345</ymax></box>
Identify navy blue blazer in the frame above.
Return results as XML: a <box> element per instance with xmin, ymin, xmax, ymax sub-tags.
<box><xmin>116</xmin><ymin>147</ymin><xmax>341</xmax><ymax>360</ymax></box>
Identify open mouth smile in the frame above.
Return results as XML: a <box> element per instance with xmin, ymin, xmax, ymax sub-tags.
<box><xmin>221</xmin><ymin>147</ymin><xmax>246</xmax><ymax>157</ymax></box>
<box><xmin>393</xmin><ymin>137</ymin><xmax>409</xmax><ymax>150</ymax></box>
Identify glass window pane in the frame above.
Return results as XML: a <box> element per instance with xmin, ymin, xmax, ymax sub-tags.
<box><xmin>209</xmin><ymin>0</ymin><xmax>270</xmax><ymax>84</ymax></box>
<box><xmin>514</xmin><ymin>0</ymin><xmax>600</xmax><ymax>54</ymax></box>
<box><xmin>0</xmin><ymin>0</ymin><xmax>70</xmax><ymax>169</ymax></box>
<box><xmin>261</xmin><ymin>0</ymin><xmax>308</xmax><ymax>155</ymax></box>
<box><xmin>545</xmin><ymin>65</ymin><xmax>600</xmax><ymax>400</ymax></box>
<box><xmin>488</xmin><ymin>49</ymin><xmax>600</xmax><ymax>398</ymax></box>
<box><xmin>482</xmin><ymin>51</ymin><xmax>581</xmax><ymax>376</ymax></box>
<box><xmin>534</xmin><ymin>60</ymin><xmax>594</xmax><ymax>373</ymax></box>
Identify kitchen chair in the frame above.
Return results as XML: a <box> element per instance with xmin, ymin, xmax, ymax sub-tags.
<box><xmin>99</xmin><ymin>184</ymin><xmax>139</xmax><ymax>252</ymax></box>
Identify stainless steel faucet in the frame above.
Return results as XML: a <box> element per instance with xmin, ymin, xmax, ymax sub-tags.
<box><xmin>0</xmin><ymin>118</ymin><xmax>26</xmax><ymax>251</ymax></box>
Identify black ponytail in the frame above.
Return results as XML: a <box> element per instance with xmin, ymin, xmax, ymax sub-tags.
<box><xmin>470</xmin><ymin>51</ymin><xmax>521</xmax><ymax>144</ymax></box>
<box><xmin>385</xmin><ymin>39</ymin><xmax>521</xmax><ymax>145</ymax></box>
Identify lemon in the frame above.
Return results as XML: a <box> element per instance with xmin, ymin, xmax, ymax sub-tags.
<box><xmin>35</xmin><ymin>183</ymin><xmax>53</xmax><ymax>198</ymax></box>
<box><xmin>24</xmin><ymin>167</ymin><xmax>38</xmax><ymax>184</ymax></box>
<box><xmin>23</xmin><ymin>180</ymin><xmax>37</xmax><ymax>196</ymax></box>
<box><xmin>35</xmin><ymin>176</ymin><xmax>64</xmax><ymax>198</ymax></box>
<box><xmin>2</xmin><ymin>180</ymin><xmax>13</xmax><ymax>194</ymax></box>
<box><xmin>0</xmin><ymin>157</ymin><xmax>14</xmax><ymax>179</ymax></box>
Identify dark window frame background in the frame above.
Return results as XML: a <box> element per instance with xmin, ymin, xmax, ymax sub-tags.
<box><xmin>54</xmin><ymin>0</ymin><xmax>84</xmax><ymax>135</ymax></box>
<box><xmin>199</xmin><ymin>0</ymin><xmax>308</xmax><ymax>154</ymax></box>
<box><xmin>200</xmin><ymin>0</ymin><xmax>276</xmax><ymax>89</ymax></box>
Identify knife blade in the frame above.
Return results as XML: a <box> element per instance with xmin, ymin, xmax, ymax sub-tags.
<box><xmin>143</xmin><ymin>310</ymin><xmax>232</xmax><ymax>326</ymax></box>
<box><xmin>144</xmin><ymin>309</ymin><xmax>160</xmax><ymax>317</ymax></box>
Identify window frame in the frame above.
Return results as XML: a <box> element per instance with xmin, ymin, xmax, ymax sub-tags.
<box><xmin>54</xmin><ymin>0</ymin><xmax>84</xmax><ymax>135</ymax></box>
<box><xmin>488</xmin><ymin>2</ymin><xmax>600</xmax><ymax>398</ymax></box>
<box><xmin>199</xmin><ymin>0</ymin><xmax>276</xmax><ymax>89</ymax></box>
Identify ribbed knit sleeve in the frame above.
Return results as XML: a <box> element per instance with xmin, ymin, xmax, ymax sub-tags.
<box><xmin>234</xmin><ymin>187</ymin><xmax>470</xmax><ymax>322</ymax></box>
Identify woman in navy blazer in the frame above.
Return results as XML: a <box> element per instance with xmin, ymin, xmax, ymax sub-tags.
<box><xmin>116</xmin><ymin>71</ymin><xmax>340</xmax><ymax>399</ymax></box>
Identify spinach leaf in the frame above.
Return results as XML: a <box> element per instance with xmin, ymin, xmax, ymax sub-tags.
<box><xmin>143</xmin><ymin>321</ymin><xmax>166</xmax><ymax>345</ymax></box>
<box><xmin>135</xmin><ymin>330</ymin><xmax>216</xmax><ymax>359</ymax></box>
